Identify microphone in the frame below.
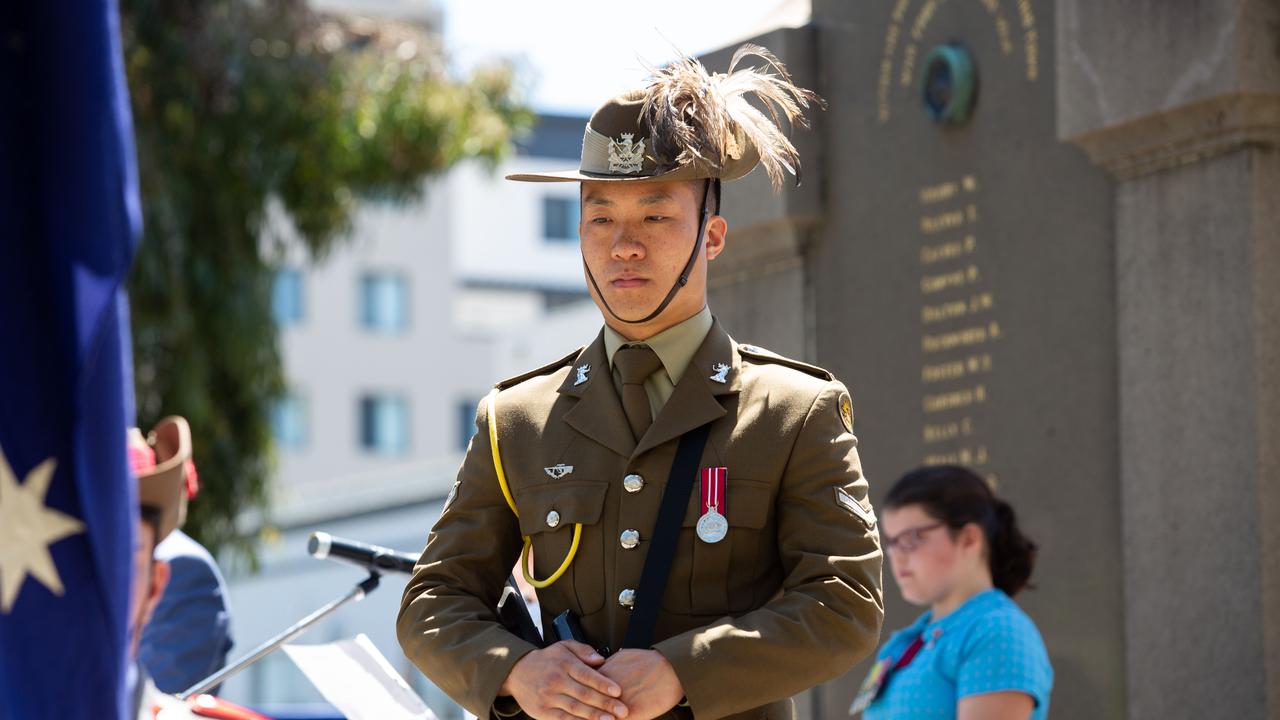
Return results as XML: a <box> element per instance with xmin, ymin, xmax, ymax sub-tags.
<box><xmin>307</xmin><ymin>532</ymin><xmax>419</xmax><ymax>575</ymax></box>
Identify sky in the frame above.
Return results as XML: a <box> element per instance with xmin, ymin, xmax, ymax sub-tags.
<box><xmin>437</xmin><ymin>0</ymin><xmax>798</xmax><ymax>116</ymax></box>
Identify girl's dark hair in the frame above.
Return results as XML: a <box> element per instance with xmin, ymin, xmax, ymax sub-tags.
<box><xmin>884</xmin><ymin>465</ymin><xmax>1037</xmax><ymax>596</ymax></box>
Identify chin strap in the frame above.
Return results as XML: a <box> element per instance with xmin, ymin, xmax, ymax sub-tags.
<box><xmin>584</xmin><ymin>179</ymin><xmax>720</xmax><ymax>325</ymax></box>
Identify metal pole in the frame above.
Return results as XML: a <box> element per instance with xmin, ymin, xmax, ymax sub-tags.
<box><xmin>179</xmin><ymin>572</ymin><xmax>382</xmax><ymax>700</ymax></box>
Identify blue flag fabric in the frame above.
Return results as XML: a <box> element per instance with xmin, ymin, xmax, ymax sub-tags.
<box><xmin>0</xmin><ymin>1</ymin><xmax>142</xmax><ymax>719</ymax></box>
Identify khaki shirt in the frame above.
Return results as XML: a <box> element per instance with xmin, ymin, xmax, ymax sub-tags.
<box><xmin>398</xmin><ymin>319</ymin><xmax>883</xmax><ymax>720</ymax></box>
<box><xmin>604</xmin><ymin>306</ymin><xmax>714</xmax><ymax>416</ymax></box>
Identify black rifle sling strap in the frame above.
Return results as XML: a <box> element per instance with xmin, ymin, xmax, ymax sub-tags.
<box><xmin>622</xmin><ymin>423</ymin><xmax>713</xmax><ymax>649</ymax></box>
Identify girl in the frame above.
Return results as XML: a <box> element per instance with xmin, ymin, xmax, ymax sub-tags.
<box><xmin>858</xmin><ymin>465</ymin><xmax>1053</xmax><ymax>719</ymax></box>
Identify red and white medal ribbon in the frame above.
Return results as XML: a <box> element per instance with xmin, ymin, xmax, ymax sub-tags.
<box><xmin>697</xmin><ymin>467</ymin><xmax>728</xmax><ymax>544</ymax></box>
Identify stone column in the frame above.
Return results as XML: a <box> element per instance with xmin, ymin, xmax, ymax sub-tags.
<box><xmin>1059</xmin><ymin>1</ymin><xmax>1280</xmax><ymax>717</ymax></box>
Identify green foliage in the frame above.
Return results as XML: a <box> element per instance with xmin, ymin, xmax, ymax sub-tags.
<box><xmin>121</xmin><ymin>0</ymin><xmax>533</xmax><ymax>561</ymax></box>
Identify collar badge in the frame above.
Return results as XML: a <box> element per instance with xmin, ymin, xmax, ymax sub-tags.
<box><xmin>709</xmin><ymin>363</ymin><xmax>731</xmax><ymax>384</ymax></box>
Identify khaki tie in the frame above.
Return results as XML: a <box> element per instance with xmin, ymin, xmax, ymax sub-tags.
<box><xmin>614</xmin><ymin>345</ymin><xmax>664</xmax><ymax>441</ymax></box>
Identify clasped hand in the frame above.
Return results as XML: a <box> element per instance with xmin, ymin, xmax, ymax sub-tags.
<box><xmin>499</xmin><ymin>641</ymin><xmax>684</xmax><ymax>720</ymax></box>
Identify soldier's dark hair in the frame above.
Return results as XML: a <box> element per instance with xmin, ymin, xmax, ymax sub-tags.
<box><xmin>693</xmin><ymin>179</ymin><xmax>721</xmax><ymax>216</ymax></box>
<box><xmin>576</xmin><ymin>179</ymin><xmax>720</xmax><ymax>216</ymax></box>
<box><xmin>884</xmin><ymin>465</ymin><xmax>1037</xmax><ymax>597</ymax></box>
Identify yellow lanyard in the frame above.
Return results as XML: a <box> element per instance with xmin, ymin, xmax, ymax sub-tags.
<box><xmin>487</xmin><ymin>388</ymin><xmax>581</xmax><ymax>588</ymax></box>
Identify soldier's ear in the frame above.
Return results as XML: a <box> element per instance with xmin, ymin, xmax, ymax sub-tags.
<box><xmin>705</xmin><ymin>216</ymin><xmax>728</xmax><ymax>261</ymax></box>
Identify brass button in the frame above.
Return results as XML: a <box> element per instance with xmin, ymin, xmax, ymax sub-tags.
<box><xmin>619</xmin><ymin>529</ymin><xmax>640</xmax><ymax>549</ymax></box>
<box><xmin>618</xmin><ymin>588</ymin><xmax>636</xmax><ymax>609</ymax></box>
<box><xmin>623</xmin><ymin>474</ymin><xmax>645</xmax><ymax>493</ymax></box>
<box><xmin>545</xmin><ymin>510</ymin><xmax>561</xmax><ymax>528</ymax></box>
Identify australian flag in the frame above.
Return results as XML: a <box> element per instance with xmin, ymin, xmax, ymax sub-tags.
<box><xmin>0</xmin><ymin>0</ymin><xmax>142</xmax><ymax>718</ymax></box>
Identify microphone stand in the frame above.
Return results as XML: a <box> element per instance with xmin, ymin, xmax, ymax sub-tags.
<box><xmin>179</xmin><ymin>571</ymin><xmax>382</xmax><ymax>700</ymax></box>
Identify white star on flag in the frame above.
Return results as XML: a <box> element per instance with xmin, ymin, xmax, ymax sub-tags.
<box><xmin>0</xmin><ymin>444</ymin><xmax>85</xmax><ymax>613</ymax></box>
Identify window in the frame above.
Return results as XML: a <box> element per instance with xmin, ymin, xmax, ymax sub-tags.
<box><xmin>359</xmin><ymin>393</ymin><xmax>410</xmax><ymax>455</ymax></box>
<box><xmin>270</xmin><ymin>392</ymin><xmax>308</xmax><ymax>450</ymax></box>
<box><xmin>359</xmin><ymin>273</ymin><xmax>409</xmax><ymax>333</ymax></box>
<box><xmin>272</xmin><ymin>268</ymin><xmax>304</xmax><ymax>326</ymax></box>
<box><xmin>457</xmin><ymin>398</ymin><xmax>479</xmax><ymax>451</ymax></box>
<box><xmin>542</xmin><ymin>196</ymin><xmax>579</xmax><ymax>243</ymax></box>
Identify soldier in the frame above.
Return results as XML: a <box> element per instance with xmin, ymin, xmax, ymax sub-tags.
<box><xmin>398</xmin><ymin>45</ymin><xmax>883</xmax><ymax>720</ymax></box>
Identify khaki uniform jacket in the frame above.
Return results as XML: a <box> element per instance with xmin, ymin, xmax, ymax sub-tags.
<box><xmin>398</xmin><ymin>320</ymin><xmax>883</xmax><ymax>720</ymax></box>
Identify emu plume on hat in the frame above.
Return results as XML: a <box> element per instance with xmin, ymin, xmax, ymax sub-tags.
<box><xmin>507</xmin><ymin>44</ymin><xmax>820</xmax><ymax>188</ymax></box>
<box><xmin>129</xmin><ymin>416</ymin><xmax>193</xmax><ymax>544</ymax></box>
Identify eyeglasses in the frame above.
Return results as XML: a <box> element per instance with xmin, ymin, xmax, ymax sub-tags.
<box><xmin>883</xmin><ymin>522</ymin><xmax>946</xmax><ymax>554</ymax></box>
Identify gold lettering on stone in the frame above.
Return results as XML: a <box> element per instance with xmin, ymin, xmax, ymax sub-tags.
<box><xmin>920</xmin><ymin>235</ymin><xmax>977</xmax><ymax>264</ymax></box>
<box><xmin>919</xmin><ymin>181</ymin><xmax>959</xmax><ymax>205</ymax></box>
<box><xmin>920</xmin><ymin>266</ymin><xmax>978</xmax><ymax>294</ymax></box>
<box><xmin>923</xmin><ymin>385</ymin><xmax>987</xmax><ymax>413</ymax></box>
<box><xmin>924</xmin><ymin>446</ymin><xmax>989</xmax><ymax>466</ymax></box>
<box><xmin>900</xmin><ymin>43</ymin><xmax>918</xmax><ymax>87</ymax></box>
<box><xmin>922</xmin><ymin>354</ymin><xmax>993</xmax><ymax>383</ymax></box>
<box><xmin>922</xmin><ymin>360</ymin><xmax>967</xmax><ymax>383</ymax></box>
<box><xmin>993</xmin><ymin>12</ymin><xmax>1014</xmax><ymax>55</ymax></box>
<box><xmin>911</xmin><ymin>0</ymin><xmax>942</xmax><ymax>40</ymax></box>
<box><xmin>913</xmin><ymin>171</ymin><xmax>1001</xmax><ymax>471</ymax></box>
<box><xmin>922</xmin><ymin>300</ymin><xmax>969</xmax><ymax>324</ymax></box>
<box><xmin>1016</xmin><ymin>0</ymin><xmax>1039</xmax><ymax>80</ymax></box>
<box><xmin>877</xmin><ymin>22</ymin><xmax>901</xmax><ymax>123</ymax></box>
<box><xmin>1017</xmin><ymin>0</ymin><xmax>1034</xmax><ymax>28</ymax></box>
<box><xmin>924</xmin><ymin>421</ymin><xmax>961</xmax><ymax>443</ymax></box>
<box><xmin>922</xmin><ymin>325</ymin><xmax>993</xmax><ymax>353</ymax></box>
<box><xmin>920</xmin><ymin>210</ymin><xmax>966</xmax><ymax>234</ymax></box>
<box><xmin>968</xmin><ymin>292</ymin><xmax>995</xmax><ymax>312</ymax></box>
<box><xmin>965</xmin><ymin>353</ymin><xmax>994</xmax><ymax>374</ymax></box>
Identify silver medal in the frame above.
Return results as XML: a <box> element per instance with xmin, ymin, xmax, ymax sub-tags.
<box><xmin>696</xmin><ymin>510</ymin><xmax>728</xmax><ymax>543</ymax></box>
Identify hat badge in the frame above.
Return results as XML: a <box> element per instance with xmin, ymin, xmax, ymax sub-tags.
<box><xmin>608</xmin><ymin>133</ymin><xmax>646</xmax><ymax>174</ymax></box>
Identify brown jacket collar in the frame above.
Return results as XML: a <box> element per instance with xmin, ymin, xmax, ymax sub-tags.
<box><xmin>558</xmin><ymin>318</ymin><xmax>741</xmax><ymax>459</ymax></box>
